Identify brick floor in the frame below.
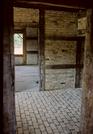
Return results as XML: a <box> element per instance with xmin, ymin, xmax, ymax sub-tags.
<box><xmin>15</xmin><ymin>88</ymin><xmax>82</xmax><ymax>134</ymax></box>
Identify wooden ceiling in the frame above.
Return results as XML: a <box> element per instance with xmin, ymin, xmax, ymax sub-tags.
<box><xmin>14</xmin><ymin>0</ymin><xmax>92</xmax><ymax>9</ymax></box>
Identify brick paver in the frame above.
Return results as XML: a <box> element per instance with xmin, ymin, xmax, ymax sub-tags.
<box><xmin>15</xmin><ymin>88</ymin><xmax>81</xmax><ymax>134</ymax></box>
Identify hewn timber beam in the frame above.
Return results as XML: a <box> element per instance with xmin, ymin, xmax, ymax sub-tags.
<box><xmin>81</xmin><ymin>9</ymin><xmax>93</xmax><ymax>134</ymax></box>
<box><xmin>13</xmin><ymin>0</ymin><xmax>92</xmax><ymax>9</ymax></box>
<box><xmin>14</xmin><ymin>22</ymin><xmax>39</xmax><ymax>28</ymax></box>
<box><xmin>75</xmin><ymin>40</ymin><xmax>84</xmax><ymax>88</ymax></box>
<box><xmin>46</xmin><ymin>64</ymin><xmax>83</xmax><ymax>69</ymax></box>
<box><xmin>26</xmin><ymin>37</ymin><xmax>38</xmax><ymax>40</ymax></box>
<box><xmin>26</xmin><ymin>51</ymin><xmax>38</xmax><ymax>54</ymax></box>
<box><xmin>45</xmin><ymin>36</ymin><xmax>85</xmax><ymax>41</ymax></box>
<box><xmin>0</xmin><ymin>0</ymin><xmax>3</xmax><ymax>133</ymax></box>
<box><xmin>13</xmin><ymin>0</ymin><xmax>86</xmax><ymax>12</ymax></box>
<box><xmin>39</xmin><ymin>9</ymin><xmax>45</xmax><ymax>91</ymax></box>
<box><xmin>3</xmin><ymin>0</ymin><xmax>16</xmax><ymax>133</ymax></box>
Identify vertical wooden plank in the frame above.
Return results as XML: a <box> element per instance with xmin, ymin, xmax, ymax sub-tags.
<box><xmin>81</xmin><ymin>9</ymin><xmax>93</xmax><ymax>134</ymax></box>
<box><xmin>3</xmin><ymin>0</ymin><xmax>16</xmax><ymax>133</ymax></box>
<box><xmin>23</xmin><ymin>29</ymin><xmax>26</xmax><ymax>64</ymax></box>
<box><xmin>0</xmin><ymin>1</ymin><xmax>3</xmax><ymax>133</ymax></box>
<box><xmin>75</xmin><ymin>39</ymin><xmax>84</xmax><ymax>88</ymax></box>
<box><xmin>39</xmin><ymin>9</ymin><xmax>45</xmax><ymax>91</ymax></box>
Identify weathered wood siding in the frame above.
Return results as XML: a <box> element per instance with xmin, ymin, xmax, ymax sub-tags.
<box><xmin>45</xmin><ymin>10</ymin><xmax>80</xmax><ymax>90</ymax></box>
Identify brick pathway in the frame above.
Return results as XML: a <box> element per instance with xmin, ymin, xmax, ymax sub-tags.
<box><xmin>15</xmin><ymin>88</ymin><xmax>81</xmax><ymax>134</ymax></box>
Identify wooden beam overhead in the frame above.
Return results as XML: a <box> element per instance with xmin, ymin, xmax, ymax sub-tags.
<box><xmin>14</xmin><ymin>0</ymin><xmax>92</xmax><ymax>9</ymax></box>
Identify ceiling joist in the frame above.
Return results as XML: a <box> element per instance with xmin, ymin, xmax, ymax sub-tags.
<box><xmin>13</xmin><ymin>0</ymin><xmax>90</xmax><ymax>11</ymax></box>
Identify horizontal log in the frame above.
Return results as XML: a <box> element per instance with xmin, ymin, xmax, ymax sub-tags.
<box><xmin>14</xmin><ymin>54</ymin><xmax>23</xmax><ymax>56</ymax></box>
<box><xmin>26</xmin><ymin>37</ymin><xmax>38</xmax><ymax>40</ymax></box>
<box><xmin>14</xmin><ymin>29</ymin><xmax>24</xmax><ymax>33</ymax></box>
<box><xmin>14</xmin><ymin>0</ymin><xmax>85</xmax><ymax>12</ymax></box>
<box><xmin>13</xmin><ymin>0</ymin><xmax>93</xmax><ymax>9</ymax></box>
<box><xmin>46</xmin><ymin>64</ymin><xmax>83</xmax><ymax>69</ymax></box>
<box><xmin>26</xmin><ymin>51</ymin><xmax>38</xmax><ymax>54</ymax></box>
<box><xmin>45</xmin><ymin>35</ymin><xmax>85</xmax><ymax>41</ymax></box>
<box><xmin>14</xmin><ymin>22</ymin><xmax>39</xmax><ymax>28</ymax></box>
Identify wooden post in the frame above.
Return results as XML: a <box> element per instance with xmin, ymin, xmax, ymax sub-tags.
<box><xmin>81</xmin><ymin>9</ymin><xmax>93</xmax><ymax>134</ymax></box>
<box><xmin>39</xmin><ymin>9</ymin><xmax>45</xmax><ymax>91</ymax></box>
<box><xmin>75</xmin><ymin>39</ymin><xmax>83</xmax><ymax>88</ymax></box>
<box><xmin>23</xmin><ymin>29</ymin><xmax>26</xmax><ymax>64</ymax></box>
<box><xmin>0</xmin><ymin>1</ymin><xmax>3</xmax><ymax>133</ymax></box>
<box><xmin>2</xmin><ymin>0</ymin><xmax>16</xmax><ymax>133</ymax></box>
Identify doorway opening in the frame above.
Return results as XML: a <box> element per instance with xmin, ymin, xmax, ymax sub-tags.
<box><xmin>14</xmin><ymin>5</ymin><xmax>86</xmax><ymax>134</ymax></box>
<box><xmin>14</xmin><ymin>7</ymin><xmax>40</xmax><ymax>93</ymax></box>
